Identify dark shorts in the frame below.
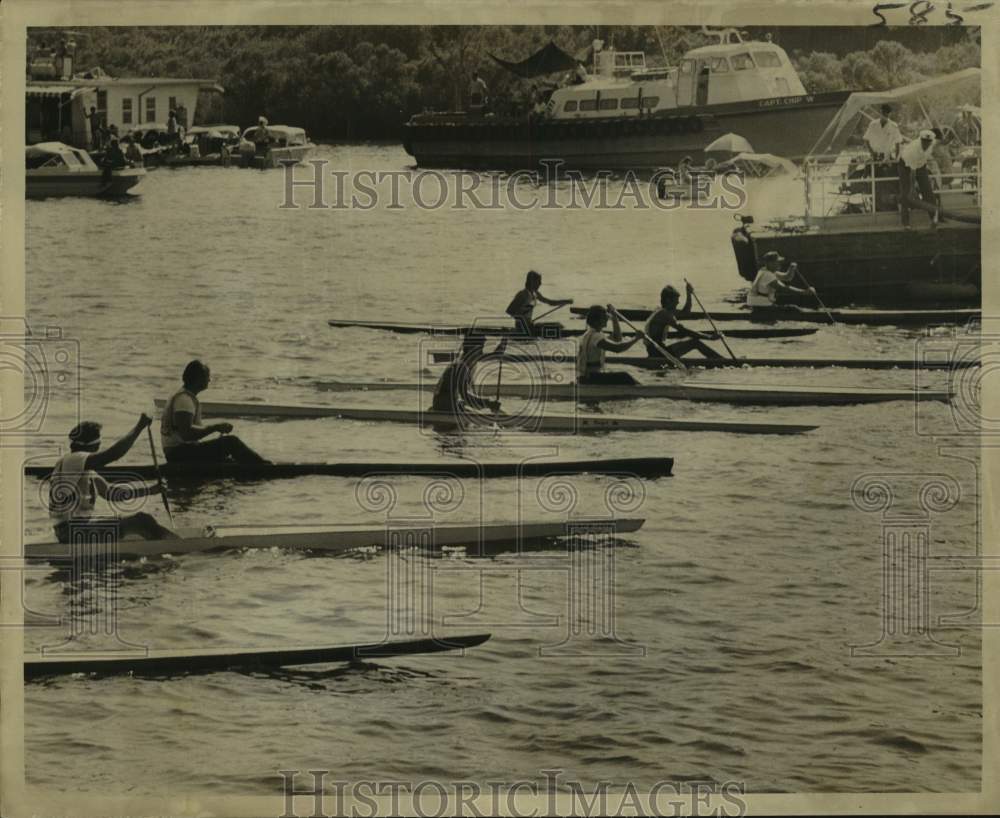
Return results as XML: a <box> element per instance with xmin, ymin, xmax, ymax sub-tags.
<box><xmin>164</xmin><ymin>438</ymin><xmax>233</xmax><ymax>463</ymax></box>
<box><xmin>53</xmin><ymin>517</ymin><xmax>121</xmax><ymax>544</ymax></box>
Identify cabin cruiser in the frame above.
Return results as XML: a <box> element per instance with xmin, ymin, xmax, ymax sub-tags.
<box><xmin>403</xmin><ymin>28</ymin><xmax>852</xmax><ymax>171</ymax></box>
<box><xmin>26</xmin><ymin>141</ymin><xmax>145</xmax><ymax>199</ymax></box>
<box><xmin>238</xmin><ymin>125</ymin><xmax>315</xmax><ymax>168</ymax></box>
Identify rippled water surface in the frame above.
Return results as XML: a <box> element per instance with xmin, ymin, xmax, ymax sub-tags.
<box><xmin>22</xmin><ymin>144</ymin><xmax>981</xmax><ymax>795</ymax></box>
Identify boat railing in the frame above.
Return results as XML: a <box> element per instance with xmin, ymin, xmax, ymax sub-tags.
<box><xmin>802</xmin><ymin>153</ymin><xmax>980</xmax><ymax>223</ymax></box>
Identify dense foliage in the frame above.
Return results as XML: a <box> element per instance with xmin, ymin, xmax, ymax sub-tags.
<box><xmin>28</xmin><ymin>26</ymin><xmax>980</xmax><ymax>139</ymax></box>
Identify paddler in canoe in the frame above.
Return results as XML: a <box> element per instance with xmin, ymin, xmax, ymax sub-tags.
<box><xmin>161</xmin><ymin>360</ymin><xmax>270</xmax><ymax>464</ymax></box>
<box><xmin>48</xmin><ymin>415</ymin><xmax>178</xmax><ymax>544</ymax></box>
<box><xmin>430</xmin><ymin>333</ymin><xmax>503</xmax><ymax>418</ymax></box>
<box><xmin>747</xmin><ymin>251</ymin><xmax>816</xmax><ymax>315</ymax></box>
<box><xmin>577</xmin><ymin>305</ymin><xmax>646</xmax><ymax>385</ymax></box>
<box><xmin>505</xmin><ymin>270</ymin><xmax>573</xmax><ymax>335</ymax></box>
<box><xmin>643</xmin><ymin>284</ymin><xmax>724</xmax><ymax>360</ymax></box>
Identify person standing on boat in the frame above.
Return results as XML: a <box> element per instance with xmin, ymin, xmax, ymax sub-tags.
<box><xmin>747</xmin><ymin>251</ymin><xmax>814</xmax><ymax>311</ymax></box>
<box><xmin>863</xmin><ymin>104</ymin><xmax>903</xmax><ymax>162</ymax></box>
<box><xmin>161</xmin><ymin>360</ymin><xmax>270</xmax><ymax>464</ymax></box>
<box><xmin>430</xmin><ymin>333</ymin><xmax>502</xmax><ymax>416</ymax></box>
<box><xmin>644</xmin><ymin>285</ymin><xmax>723</xmax><ymax>360</ymax></box>
<box><xmin>48</xmin><ymin>416</ymin><xmax>177</xmax><ymax>544</ymax></box>
<box><xmin>505</xmin><ymin>271</ymin><xmax>573</xmax><ymax>335</ymax></box>
<box><xmin>577</xmin><ymin>305</ymin><xmax>645</xmax><ymax>385</ymax></box>
<box><xmin>84</xmin><ymin>105</ymin><xmax>103</xmax><ymax>151</ymax></box>
<box><xmin>898</xmin><ymin>130</ymin><xmax>939</xmax><ymax>229</ymax></box>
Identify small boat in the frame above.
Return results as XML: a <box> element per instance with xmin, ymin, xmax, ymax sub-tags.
<box><xmin>25</xmin><ymin>633</ymin><xmax>491</xmax><ymax>680</ymax></box>
<box><xmin>161</xmin><ymin>125</ymin><xmax>242</xmax><ymax>167</ymax></box>
<box><xmin>238</xmin><ymin>125</ymin><xmax>315</xmax><ymax>168</ymax></box>
<box><xmin>26</xmin><ymin>517</ymin><xmax>646</xmax><ymax>561</ymax></box>
<box><xmin>325</xmin><ymin>318</ymin><xmax>816</xmax><ymax>340</ymax></box>
<box><xmin>427</xmin><ymin>351</ymin><xmax>976</xmax><ymax>371</ymax></box>
<box><xmin>568</xmin><ymin>305</ymin><xmax>981</xmax><ymax>325</ymax></box>
<box><xmin>314</xmin><ymin>380</ymin><xmax>950</xmax><ymax>407</ymax></box>
<box><xmin>26</xmin><ymin>142</ymin><xmax>145</xmax><ymax>198</ymax></box>
<box><xmin>153</xmin><ymin>399</ymin><xmax>817</xmax><ymax>435</ymax></box>
<box><xmin>24</xmin><ymin>456</ymin><xmax>675</xmax><ymax>482</ymax></box>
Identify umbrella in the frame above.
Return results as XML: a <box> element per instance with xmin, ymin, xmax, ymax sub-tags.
<box><xmin>705</xmin><ymin>132</ymin><xmax>754</xmax><ymax>156</ymax></box>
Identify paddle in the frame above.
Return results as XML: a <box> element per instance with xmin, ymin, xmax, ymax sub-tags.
<box><xmin>793</xmin><ymin>265</ymin><xmax>836</xmax><ymax>324</ymax></box>
<box><xmin>532</xmin><ymin>302</ymin><xmax>568</xmax><ymax>323</ymax></box>
<box><xmin>683</xmin><ymin>279</ymin><xmax>738</xmax><ymax>362</ymax></box>
<box><xmin>146</xmin><ymin>423</ymin><xmax>174</xmax><ymax>526</ymax></box>
<box><xmin>493</xmin><ymin>337</ymin><xmax>509</xmax><ymax>407</ymax></box>
<box><xmin>608</xmin><ymin>306</ymin><xmax>688</xmax><ymax>372</ymax></box>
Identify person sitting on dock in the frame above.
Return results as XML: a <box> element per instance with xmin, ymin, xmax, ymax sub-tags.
<box><xmin>863</xmin><ymin>104</ymin><xmax>903</xmax><ymax>163</ymax></box>
<box><xmin>505</xmin><ymin>270</ymin><xmax>573</xmax><ymax>335</ymax></box>
<box><xmin>577</xmin><ymin>305</ymin><xmax>645</xmax><ymax>385</ymax></box>
<box><xmin>898</xmin><ymin>130</ymin><xmax>939</xmax><ymax>229</ymax></box>
<box><xmin>644</xmin><ymin>284</ymin><xmax>723</xmax><ymax>360</ymax></box>
<box><xmin>161</xmin><ymin>360</ymin><xmax>270</xmax><ymax>464</ymax></box>
<box><xmin>430</xmin><ymin>333</ymin><xmax>502</xmax><ymax>416</ymax></box>
<box><xmin>48</xmin><ymin>415</ymin><xmax>177</xmax><ymax>544</ymax></box>
<box><xmin>747</xmin><ymin>251</ymin><xmax>814</xmax><ymax>311</ymax></box>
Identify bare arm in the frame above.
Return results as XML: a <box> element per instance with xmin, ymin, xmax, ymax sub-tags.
<box><xmin>173</xmin><ymin>410</ymin><xmax>232</xmax><ymax>442</ymax></box>
<box><xmin>598</xmin><ymin>335</ymin><xmax>643</xmax><ymax>354</ymax></box>
<box><xmin>86</xmin><ymin>414</ymin><xmax>151</xmax><ymax>470</ymax></box>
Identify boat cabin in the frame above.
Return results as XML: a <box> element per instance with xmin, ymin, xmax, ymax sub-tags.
<box><xmin>549</xmin><ymin>29</ymin><xmax>806</xmax><ymax>120</ymax></box>
<box><xmin>240</xmin><ymin>125</ymin><xmax>309</xmax><ymax>147</ymax></box>
<box><xmin>26</xmin><ymin>142</ymin><xmax>98</xmax><ymax>172</ymax></box>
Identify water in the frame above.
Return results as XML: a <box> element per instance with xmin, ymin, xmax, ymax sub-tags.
<box><xmin>23</xmin><ymin>143</ymin><xmax>980</xmax><ymax>794</ymax></box>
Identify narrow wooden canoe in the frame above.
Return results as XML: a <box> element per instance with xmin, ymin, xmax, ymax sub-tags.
<box><xmin>314</xmin><ymin>380</ymin><xmax>950</xmax><ymax>406</ymax></box>
<box><xmin>153</xmin><ymin>399</ymin><xmax>817</xmax><ymax>435</ymax></box>
<box><xmin>24</xmin><ymin>633</ymin><xmax>491</xmax><ymax>680</ymax></box>
<box><xmin>326</xmin><ymin>318</ymin><xmax>816</xmax><ymax>340</ymax></box>
<box><xmin>569</xmin><ymin>306</ymin><xmax>981</xmax><ymax>325</ymax></box>
<box><xmin>25</xmin><ymin>517</ymin><xmax>646</xmax><ymax>561</ymax></box>
<box><xmin>24</xmin><ymin>456</ymin><xmax>675</xmax><ymax>481</ymax></box>
<box><xmin>426</xmin><ymin>351</ymin><xmax>976</xmax><ymax>371</ymax></box>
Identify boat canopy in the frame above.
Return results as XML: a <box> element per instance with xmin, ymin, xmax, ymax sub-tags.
<box><xmin>490</xmin><ymin>40</ymin><xmax>581</xmax><ymax>79</ymax></box>
<box><xmin>242</xmin><ymin>125</ymin><xmax>309</xmax><ymax>144</ymax></box>
<box><xmin>808</xmin><ymin>67</ymin><xmax>981</xmax><ymax>157</ymax></box>
<box><xmin>26</xmin><ymin>141</ymin><xmax>96</xmax><ymax>170</ymax></box>
<box><xmin>189</xmin><ymin>124</ymin><xmax>240</xmax><ymax>137</ymax></box>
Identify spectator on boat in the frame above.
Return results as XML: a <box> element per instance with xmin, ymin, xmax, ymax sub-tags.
<box><xmin>505</xmin><ymin>270</ymin><xmax>573</xmax><ymax>334</ymax></box>
<box><xmin>167</xmin><ymin>109</ymin><xmax>180</xmax><ymax>143</ymax></box>
<box><xmin>103</xmin><ymin>136</ymin><xmax>126</xmax><ymax>168</ymax></box>
<box><xmin>574</xmin><ymin>63</ymin><xmax>588</xmax><ymax>84</ymax></box>
<box><xmin>160</xmin><ymin>360</ymin><xmax>270</xmax><ymax>465</ymax></box>
<box><xmin>747</xmin><ymin>252</ymin><xmax>814</xmax><ymax>310</ymax></box>
<box><xmin>48</xmin><ymin>415</ymin><xmax>177</xmax><ymax>544</ymax></box>
<box><xmin>863</xmin><ymin>104</ymin><xmax>903</xmax><ymax>162</ymax></box>
<box><xmin>644</xmin><ymin>284</ymin><xmax>723</xmax><ymax>360</ymax></box>
<box><xmin>929</xmin><ymin>127</ymin><xmax>954</xmax><ymax>189</ymax></box>
<box><xmin>577</xmin><ymin>305</ymin><xmax>645</xmax><ymax>385</ymax></box>
<box><xmin>430</xmin><ymin>333</ymin><xmax>502</xmax><ymax>416</ymax></box>
<box><xmin>898</xmin><ymin>130</ymin><xmax>939</xmax><ymax>229</ymax></box>
<box><xmin>84</xmin><ymin>105</ymin><xmax>103</xmax><ymax>150</ymax></box>
<box><xmin>123</xmin><ymin>135</ymin><xmax>143</xmax><ymax>166</ymax></box>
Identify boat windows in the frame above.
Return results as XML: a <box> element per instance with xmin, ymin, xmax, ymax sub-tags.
<box><xmin>775</xmin><ymin>77</ymin><xmax>790</xmax><ymax>94</ymax></box>
<box><xmin>26</xmin><ymin>153</ymin><xmax>65</xmax><ymax>170</ymax></box>
<box><xmin>563</xmin><ymin>100</ymin><xmax>578</xmax><ymax>112</ymax></box>
<box><xmin>599</xmin><ymin>98</ymin><xmax>618</xmax><ymax>110</ymax></box>
<box><xmin>730</xmin><ymin>53</ymin><xmax>755</xmax><ymax>70</ymax></box>
<box><xmin>679</xmin><ymin>59</ymin><xmax>694</xmax><ymax>75</ymax></box>
<box><xmin>579</xmin><ymin>99</ymin><xmax>598</xmax><ymax>112</ymax></box>
<box><xmin>754</xmin><ymin>51</ymin><xmax>782</xmax><ymax>68</ymax></box>
<box><xmin>642</xmin><ymin>96</ymin><xmax>660</xmax><ymax>109</ymax></box>
<box><xmin>710</xmin><ymin>57</ymin><xmax>730</xmax><ymax>73</ymax></box>
<box><xmin>621</xmin><ymin>97</ymin><xmax>640</xmax><ymax>109</ymax></box>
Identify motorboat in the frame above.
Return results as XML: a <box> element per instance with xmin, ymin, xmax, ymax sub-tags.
<box><xmin>26</xmin><ymin>141</ymin><xmax>145</xmax><ymax>199</ymax></box>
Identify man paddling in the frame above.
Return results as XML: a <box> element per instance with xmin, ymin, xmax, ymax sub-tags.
<box><xmin>505</xmin><ymin>270</ymin><xmax>573</xmax><ymax>335</ymax></box>
<box><xmin>644</xmin><ymin>284</ymin><xmax>723</xmax><ymax>360</ymax></box>
<box><xmin>161</xmin><ymin>360</ymin><xmax>270</xmax><ymax>464</ymax></box>
<box><xmin>430</xmin><ymin>333</ymin><xmax>502</xmax><ymax>416</ymax></box>
<box><xmin>747</xmin><ymin>251</ymin><xmax>814</xmax><ymax>312</ymax></box>
<box><xmin>577</xmin><ymin>305</ymin><xmax>646</xmax><ymax>385</ymax></box>
<box><xmin>48</xmin><ymin>415</ymin><xmax>177</xmax><ymax>544</ymax></box>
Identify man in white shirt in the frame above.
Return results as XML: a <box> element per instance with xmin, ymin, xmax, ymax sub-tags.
<box><xmin>864</xmin><ymin>104</ymin><xmax>903</xmax><ymax>162</ymax></box>
<box><xmin>48</xmin><ymin>415</ymin><xmax>176</xmax><ymax>544</ymax></box>
<box><xmin>898</xmin><ymin>129</ymin><xmax>938</xmax><ymax>229</ymax></box>
<box><xmin>747</xmin><ymin>252</ymin><xmax>814</xmax><ymax>310</ymax></box>
<box><xmin>161</xmin><ymin>360</ymin><xmax>269</xmax><ymax>464</ymax></box>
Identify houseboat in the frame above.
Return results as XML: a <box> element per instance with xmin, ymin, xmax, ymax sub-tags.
<box><xmin>403</xmin><ymin>29</ymin><xmax>852</xmax><ymax>171</ymax></box>
<box><xmin>730</xmin><ymin>69</ymin><xmax>981</xmax><ymax>307</ymax></box>
<box><xmin>26</xmin><ymin>142</ymin><xmax>145</xmax><ymax>199</ymax></box>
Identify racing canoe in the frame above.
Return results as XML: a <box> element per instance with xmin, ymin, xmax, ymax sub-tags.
<box><xmin>153</xmin><ymin>399</ymin><xmax>817</xmax><ymax>435</ymax></box>
<box><xmin>326</xmin><ymin>318</ymin><xmax>816</xmax><ymax>340</ymax></box>
<box><xmin>569</xmin><ymin>306</ymin><xmax>981</xmax><ymax>325</ymax></box>
<box><xmin>24</xmin><ymin>456</ymin><xmax>675</xmax><ymax>482</ymax></box>
<box><xmin>314</xmin><ymin>380</ymin><xmax>950</xmax><ymax>406</ymax></box>
<box><xmin>24</xmin><ymin>633</ymin><xmax>491</xmax><ymax>680</ymax></box>
<box><xmin>25</xmin><ymin>517</ymin><xmax>646</xmax><ymax>561</ymax></box>
<box><xmin>427</xmin><ymin>351</ymin><xmax>976</xmax><ymax>371</ymax></box>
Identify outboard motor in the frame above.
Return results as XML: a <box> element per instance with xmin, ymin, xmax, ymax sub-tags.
<box><xmin>730</xmin><ymin>215</ymin><xmax>757</xmax><ymax>282</ymax></box>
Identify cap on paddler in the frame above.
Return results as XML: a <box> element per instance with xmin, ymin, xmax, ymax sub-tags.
<box><xmin>919</xmin><ymin>129</ymin><xmax>935</xmax><ymax>141</ymax></box>
<box><xmin>68</xmin><ymin>421</ymin><xmax>102</xmax><ymax>450</ymax></box>
<box><xmin>762</xmin><ymin>250</ymin><xmax>783</xmax><ymax>262</ymax></box>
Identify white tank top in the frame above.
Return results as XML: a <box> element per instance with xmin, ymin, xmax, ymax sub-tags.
<box><xmin>748</xmin><ymin>268</ymin><xmax>778</xmax><ymax>307</ymax></box>
<box><xmin>48</xmin><ymin>451</ymin><xmax>97</xmax><ymax>523</ymax></box>
<box><xmin>576</xmin><ymin>328</ymin><xmax>605</xmax><ymax>378</ymax></box>
<box><xmin>161</xmin><ymin>389</ymin><xmax>201</xmax><ymax>450</ymax></box>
